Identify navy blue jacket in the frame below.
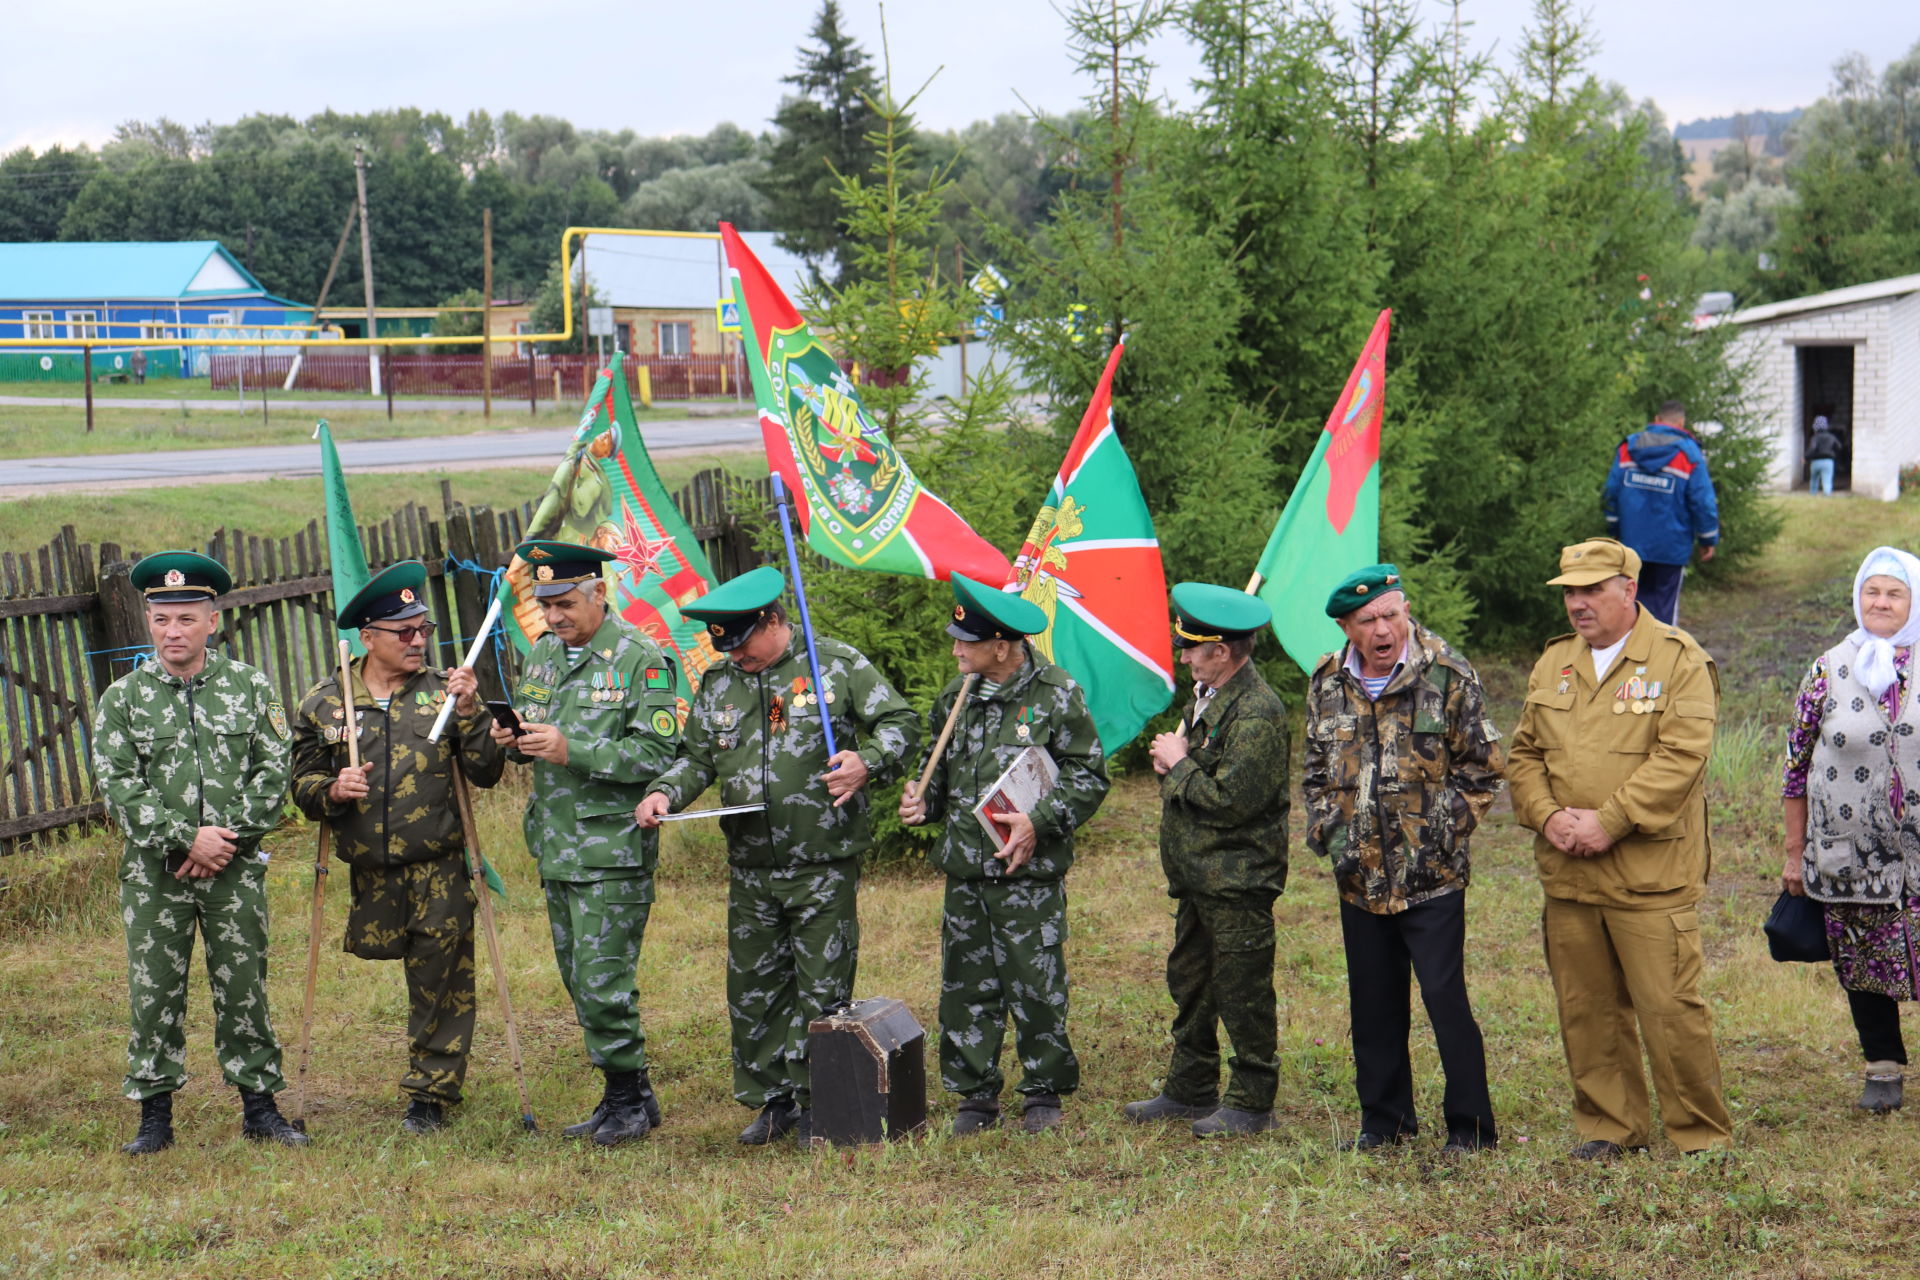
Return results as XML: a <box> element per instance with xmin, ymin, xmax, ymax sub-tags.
<box><xmin>1603</xmin><ymin>424</ymin><xmax>1720</xmax><ymax>565</ymax></box>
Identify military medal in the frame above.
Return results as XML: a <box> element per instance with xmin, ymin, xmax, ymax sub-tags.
<box><xmin>1558</xmin><ymin>665</ymin><xmax>1572</xmax><ymax>696</ymax></box>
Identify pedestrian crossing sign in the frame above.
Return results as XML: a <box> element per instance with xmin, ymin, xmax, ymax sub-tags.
<box><xmin>716</xmin><ymin>299</ymin><xmax>742</xmax><ymax>334</ymax></box>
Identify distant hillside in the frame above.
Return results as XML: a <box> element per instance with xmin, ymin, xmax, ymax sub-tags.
<box><xmin>1673</xmin><ymin>108</ymin><xmax>1803</xmax><ymax>140</ymax></box>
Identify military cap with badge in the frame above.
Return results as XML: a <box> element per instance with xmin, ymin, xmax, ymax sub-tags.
<box><xmin>682</xmin><ymin>565</ymin><xmax>786</xmax><ymax>653</ymax></box>
<box><xmin>947</xmin><ymin>572</ymin><xmax>1048</xmax><ymax>641</ymax></box>
<box><xmin>1546</xmin><ymin>537</ymin><xmax>1642</xmax><ymax>587</ymax></box>
<box><xmin>131</xmin><ymin>550</ymin><xmax>232</xmax><ymax>603</ymax></box>
<box><xmin>1170</xmin><ymin>581</ymin><xmax>1271</xmax><ymax>648</ymax></box>
<box><xmin>515</xmin><ymin>539</ymin><xmax>615</xmax><ymax>597</ymax></box>
<box><xmin>1323</xmin><ymin>563</ymin><xmax>1404</xmax><ymax>620</ymax></box>
<box><xmin>338</xmin><ymin>559</ymin><xmax>432</xmax><ymax>631</ymax></box>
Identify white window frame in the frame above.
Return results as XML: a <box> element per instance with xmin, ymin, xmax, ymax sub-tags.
<box><xmin>65</xmin><ymin>310</ymin><xmax>99</xmax><ymax>340</ymax></box>
<box><xmin>658</xmin><ymin>320</ymin><xmax>691</xmax><ymax>356</ymax></box>
<box><xmin>23</xmin><ymin>310</ymin><xmax>55</xmax><ymax>340</ymax></box>
<box><xmin>139</xmin><ymin>321</ymin><xmax>169</xmax><ymax>341</ymax></box>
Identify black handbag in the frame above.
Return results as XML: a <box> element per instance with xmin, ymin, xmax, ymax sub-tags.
<box><xmin>1764</xmin><ymin>891</ymin><xmax>1830</xmax><ymax>963</ymax></box>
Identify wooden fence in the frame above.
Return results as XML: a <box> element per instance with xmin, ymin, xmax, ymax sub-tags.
<box><xmin>0</xmin><ymin>468</ymin><xmax>775</xmax><ymax>853</ymax></box>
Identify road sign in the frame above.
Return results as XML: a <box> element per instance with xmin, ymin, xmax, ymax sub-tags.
<box><xmin>587</xmin><ymin>307</ymin><xmax>615</xmax><ymax>337</ymax></box>
<box><xmin>973</xmin><ymin>304</ymin><xmax>1004</xmax><ymax>338</ymax></box>
<box><xmin>716</xmin><ymin>299</ymin><xmax>743</xmax><ymax>334</ymax></box>
<box><xmin>970</xmin><ymin>266</ymin><xmax>1008</xmax><ymax>298</ymax></box>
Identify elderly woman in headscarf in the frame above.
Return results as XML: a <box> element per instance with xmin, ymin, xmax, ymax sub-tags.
<box><xmin>1782</xmin><ymin>545</ymin><xmax>1920</xmax><ymax>1113</ymax></box>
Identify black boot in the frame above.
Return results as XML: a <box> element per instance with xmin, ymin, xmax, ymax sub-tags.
<box><xmin>122</xmin><ymin>1093</ymin><xmax>174</xmax><ymax>1156</ymax></box>
<box><xmin>562</xmin><ymin>1073</ymin><xmax>614</xmax><ymax>1140</ymax></box>
<box><xmin>590</xmin><ymin>1070</ymin><xmax>651</xmax><ymax>1147</ymax></box>
<box><xmin>239</xmin><ymin>1089</ymin><xmax>310</xmax><ymax>1147</ymax></box>
<box><xmin>401</xmin><ymin>1098</ymin><xmax>446</xmax><ymax>1135</ymax></box>
<box><xmin>638</xmin><ymin>1069</ymin><xmax>663</xmax><ymax>1130</ymax></box>
<box><xmin>738</xmin><ymin>1097</ymin><xmax>800</xmax><ymax>1146</ymax></box>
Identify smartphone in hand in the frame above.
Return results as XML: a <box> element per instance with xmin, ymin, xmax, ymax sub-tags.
<box><xmin>485</xmin><ymin>700</ymin><xmax>528</xmax><ymax>737</ymax></box>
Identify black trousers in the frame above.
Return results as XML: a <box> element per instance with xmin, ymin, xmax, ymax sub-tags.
<box><xmin>1636</xmin><ymin>561</ymin><xmax>1687</xmax><ymax>625</ymax></box>
<box><xmin>1340</xmin><ymin>891</ymin><xmax>1496</xmax><ymax>1143</ymax></box>
<box><xmin>1847</xmin><ymin>988</ymin><xmax>1908</xmax><ymax>1065</ymax></box>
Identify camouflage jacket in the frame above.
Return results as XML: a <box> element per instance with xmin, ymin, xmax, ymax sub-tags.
<box><xmin>509</xmin><ymin>611</ymin><xmax>681</xmax><ymax>885</ymax></box>
<box><xmin>918</xmin><ymin>651</ymin><xmax>1109</xmax><ymax>882</ymax></box>
<box><xmin>646</xmin><ymin>632</ymin><xmax>920</xmax><ymax>869</ymax></box>
<box><xmin>1158</xmin><ymin>661</ymin><xmax>1292</xmax><ymax>900</ymax></box>
<box><xmin>91</xmin><ymin>650</ymin><xmax>292</xmax><ymax>866</ymax></box>
<box><xmin>288</xmin><ymin>660</ymin><xmax>504</xmax><ymax>868</ymax></box>
<box><xmin>1303</xmin><ymin>623</ymin><xmax>1505</xmax><ymax>914</ymax></box>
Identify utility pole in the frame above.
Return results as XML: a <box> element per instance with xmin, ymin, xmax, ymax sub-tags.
<box><xmin>481</xmin><ymin>207</ymin><xmax>494</xmax><ymax>421</ymax></box>
<box><xmin>354</xmin><ymin>145</ymin><xmax>381</xmax><ymax>396</ymax></box>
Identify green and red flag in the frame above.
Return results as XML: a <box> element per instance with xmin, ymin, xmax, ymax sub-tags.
<box><xmin>1010</xmin><ymin>344</ymin><xmax>1173</xmax><ymax>750</ymax></box>
<box><xmin>1253</xmin><ymin>309</ymin><xmax>1389</xmax><ymax>673</ymax></box>
<box><xmin>498</xmin><ymin>352</ymin><xmax>722</xmax><ymax>707</ymax></box>
<box><xmin>720</xmin><ymin>221</ymin><xmax>1010</xmax><ymax>583</ymax></box>
<box><xmin>316</xmin><ymin>418</ymin><xmax>372</xmax><ymax>657</ymax></box>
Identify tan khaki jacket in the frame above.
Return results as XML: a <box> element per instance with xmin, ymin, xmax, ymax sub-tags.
<box><xmin>1507</xmin><ymin>605</ymin><xmax>1718</xmax><ymax>907</ymax></box>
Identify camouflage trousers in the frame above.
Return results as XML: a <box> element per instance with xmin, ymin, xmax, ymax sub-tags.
<box><xmin>544</xmin><ymin>875</ymin><xmax>652</xmax><ymax>1073</ymax></box>
<box><xmin>727</xmin><ymin>860</ymin><xmax>860</xmax><ymax>1109</ymax></box>
<box><xmin>938</xmin><ymin>876</ymin><xmax>1078</xmax><ymax>1101</ymax></box>
<box><xmin>1164</xmin><ymin>893</ymin><xmax>1279</xmax><ymax>1112</ymax></box>
<box><xmin>344</xmin><ymin>854</ymin><xmax>477</xmax><ymax>1104</ymax></box>
<box><xmin>119</xmin><ymin>851</ymin><xmax>286</xmax><ymax>1100</ymax></box>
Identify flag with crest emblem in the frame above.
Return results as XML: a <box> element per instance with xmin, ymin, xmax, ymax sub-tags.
<box><xmin>1010</xmin><ymin>344</ymin><xmax>1172</xmax><ymax>750</ymax></box>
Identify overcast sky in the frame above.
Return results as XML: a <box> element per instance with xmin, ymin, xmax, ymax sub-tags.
<box><xmin>4</xmin><ymin>1</ymin><xmax>1914</xmax><ymax>157</ymax></box>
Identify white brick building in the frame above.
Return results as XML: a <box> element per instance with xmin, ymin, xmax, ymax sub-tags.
<box><xmin>1725</xmin><ymin>274</ymin><xmax>1920</xmax><ymax>500</ymax></box>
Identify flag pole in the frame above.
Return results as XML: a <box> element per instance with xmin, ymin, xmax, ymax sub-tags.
<box><xmin>1244</xmin><ymin>571</ymin><xmax>1262</xmax><ymax>594</ymax></box>
<box><xmin>428</xmin><ymin>595</ymin><xmax>503</xmax><ymax>743</ymax></box>
<box><xmin>769</xmin><ymin>472</ymin><xmax>839</xmax><ymax>760</ymax></box>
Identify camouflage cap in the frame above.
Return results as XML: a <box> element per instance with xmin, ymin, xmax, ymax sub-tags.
<box><xmin>514</xmin><ymin>539</ymin><xmax>614</xmax><ymax>598</ymax></box>
<box><xmin>339</xmin><ymin>560</ymin><xmax>430</xmax><ymax>630</ymax></box>
<box><xmin>1547</xmin><ymin>537</ymin><xmax>1642</xmax><ymax>587</ymax></box>
<box><xmin>1324</xmin><ymin>564</ymin><xmax>1404</xmax><ymax>619</ymax></box>
<box><xmin>682</xmin><ymin>565</ymin><xmax>786</xmax><ymax>652</ymax></box>
<box><xmin>948</xmin><ymin>573</ymin><xmax>1047</xmax><ymax>641</ymax></box>
<box><xmin>131</xmin><ymin>550</ymin><xmax>231</xmax><ymax>603</ymax></box>
<box><xmin>1171</xmin><ymin>581</ymin><xmax>1271</xmax><ymax>649</ymax></box>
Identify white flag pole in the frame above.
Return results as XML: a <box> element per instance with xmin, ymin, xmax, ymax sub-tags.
<box><xmin>429</xmin><ymin>595</ymin><xmax>504</xmax><ymax>743</ymax></box>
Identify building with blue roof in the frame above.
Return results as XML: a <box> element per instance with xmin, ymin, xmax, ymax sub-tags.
<box><xmin>0</xmin><ymin>241</ymin><xmax>314</xmax><ymax>382</ymax></box>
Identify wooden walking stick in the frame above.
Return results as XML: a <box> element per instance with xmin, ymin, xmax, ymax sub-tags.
<box><xmin>909</xmin><ymin>673</ymin><xmax>976</xmax><ymax>802</ymax></box>
<box><xmin>292</xmin><ymin>640</ymin><xmax>360</xmax><ymax>1130</ymax></box>
<box><xmin>450</xmin><ymin>755</ymin><xmax>538</xmax><ymax>1132</ymax></box>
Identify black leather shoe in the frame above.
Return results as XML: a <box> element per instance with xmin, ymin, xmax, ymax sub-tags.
<box><xmin>563</xmin><ymin>1074</ymin><xmax>613</xmax><ymax>1139</ymax></box>
<box><xmin>122</xmin><ymin>1093</ymin><xmax>174</xmax><ymax>1156</ymax></box>
<box><xmin>952</xmin><ymin>1099</ymin><xmax>1001</xmax><ymax>1136</ymax></box>
<box><xmin>401</xmin><ymin>1098</ymin><xmax>445</xmax><ymax>1135</ymax></box>
<box><xmin>590</xmin><ymin>1070</ymin><xmax>652</xmax><ymax>1147</ymax></box>
<box><xmin>1569</xmin><ymin>1139</ymin><xmax>1648</xmax><ymax>1162</ymax></box>
<box><xmin>1340</xmin><ymin>1131</ymin><xmax>1409</xmax><ymax>1153</ymax></box>
<box><xmin>638</xmin><ymin>1070</ymin><xmax>664</xmax><ymax>1130</ymax></box>
<box><xmin>738</xmin><ymin>1098</ymin><xmax>800</xmax><ymax>1146</ymax></box>
<box><xmin>1440</xmin><ymin>1131</ymin><xmax>1494</xmax><ymax>1155</ymax></box>
<box><xmin>1122</xmin><ymin>1093</ymin><xmax>1218</xmax><ymax>1124</ymax></box>
<box><xmin>239</xmin><ymin>1089</ymin><xmax>310</xmax><ymax>1147</ymax></box>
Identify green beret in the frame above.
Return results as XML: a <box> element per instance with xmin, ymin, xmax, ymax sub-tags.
<box><xmin>514</xmin><ymin>539</ymin><xmax>614</xmax><ymax>598</ymax></box>
<box><xmin>131</xmin><ymin>550</ymin><xmax>231</xmax><ymax>603</ymax></box>
<box><xmin>948</xmin><ymin>573</ymin><xmax>1047</xmax><ymax>641</ymax></box>
<box><xmin>1324</xmin><ymin>564</ymin><xmax>1404</xmax><ymax>619</ymax></box>
<box><xmin>682</xmin><ymin>566</ymin><xmax>786</xmax><ymax>652</ymax></box>
<box><xmin>339</xmin><ymin>560</ymin><xmax>430</xmax><ymax>630</ymax></box>
<box><xmin>1170</xmin><ymin>582</ymin><xmax>1271</xmax><ymax>649</ymax></box>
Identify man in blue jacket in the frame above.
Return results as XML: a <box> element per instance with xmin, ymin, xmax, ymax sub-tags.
<box><xmin>1603</xmin><ymin>400</ymin><xmax>1720</xmax><ymax>624</ymax></box>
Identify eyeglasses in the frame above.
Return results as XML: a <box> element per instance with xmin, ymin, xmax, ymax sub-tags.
<box><xmin>366</xmin><ymin>622</ymin><xmax>437</xmax><ymax>641</ymax></box>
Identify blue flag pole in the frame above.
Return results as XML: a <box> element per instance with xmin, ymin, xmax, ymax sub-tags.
<box><xmin>769</xmin><ymin>472</ymin><xmax>839</xmax><ymax>760</ymax></box>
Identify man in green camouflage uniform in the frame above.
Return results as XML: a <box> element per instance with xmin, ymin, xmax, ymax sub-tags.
<box><xmin>900</xmin><ymin>574</ymin><xmax>1109</xmax><ymax>1135</ymax></box>
<box><xmin>90</xmin><ymin>550</ymin><xmax>308</xmax><ymax>1154</ymax></box>
<box><xmin>491</xmin><ymin>540</ymin><xmax>680</xmax><ymax>1146</ymax></box>
<box><xmin>1304</xmin><ymin>565</ymin><xmax>1504</xmax><ymax>1153</ymax></box>
<box><xmin>1126</xmin><ymin>583</ymin><xmax>1291</xmax><ymax>1138</ymax></box>
<box><xmin>289</xmin><ymin>560</ymin><xmax>504</xmax><ymax>1133</ymax></box>
<box><xmin>636</xmin><ymin>566</ymin><xmax>920</xmax><ymax>1145</ymax></box>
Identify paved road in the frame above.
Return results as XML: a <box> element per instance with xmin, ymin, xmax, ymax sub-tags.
<box><xmin>0</xmin><ymin>416</ymin><xmax>759</xmax><ymax>497</ymax></box>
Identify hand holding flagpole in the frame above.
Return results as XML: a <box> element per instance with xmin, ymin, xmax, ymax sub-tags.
<box><xmin>429</xmin><ymin>595</ymin><xmax>503</xmax><ymax>743</ymax></box>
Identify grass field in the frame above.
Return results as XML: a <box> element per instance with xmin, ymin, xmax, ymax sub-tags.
<box><xmin>4</xmin><ymin>493</ymin><xmax>1920</xmax><ymax>1279</ymax></box>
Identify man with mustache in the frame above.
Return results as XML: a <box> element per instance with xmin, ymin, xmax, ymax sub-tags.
<box><xmin>289</xmin><ymin>560</ymin><xmax>503</xmax><ymax>1134</ymax></box>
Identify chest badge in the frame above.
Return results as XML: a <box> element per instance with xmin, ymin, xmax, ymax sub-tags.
<box><xmin>769</xmin><ymin>694</ymin><xmax>787</xmax><ymax>733</ymax></box>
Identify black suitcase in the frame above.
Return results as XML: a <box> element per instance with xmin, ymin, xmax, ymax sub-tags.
<box><xmin>806</xmin><ymin>997</ymin><xmax>928</xmax><ymax>1147</ymax></box>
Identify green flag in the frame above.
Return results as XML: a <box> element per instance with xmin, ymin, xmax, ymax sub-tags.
<box><xmin>317</xmin><ymin>419</ymin><xmax>371</xmax><ymax>656</ymax></box>
<box><xmin>1253</xmin><ymin>310</ymin><xmax>1389</xmax><ymax>673</ymax></box>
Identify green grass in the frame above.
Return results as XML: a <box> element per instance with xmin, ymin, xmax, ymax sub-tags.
<box><xmin>0</xmin><ymin>456</ymin><xmax>757</xmax><ymax>553</ymax></box>
<box><xmin>5</xmin><ymin>493</ymin><xmax>1920</xmax><ymax>1277</ymax></box>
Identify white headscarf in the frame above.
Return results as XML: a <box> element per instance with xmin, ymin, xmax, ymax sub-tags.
<box><xmin>1848</xmin><ymin>546</ymin><xmax>1920</xmax><ymax>700</ymax></box>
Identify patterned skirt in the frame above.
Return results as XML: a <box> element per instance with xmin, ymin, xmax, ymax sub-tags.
<box><xmin>1824</xmin><ymin>896</ymin><xmax>1920</xmax><ymax>1000</ymax></box>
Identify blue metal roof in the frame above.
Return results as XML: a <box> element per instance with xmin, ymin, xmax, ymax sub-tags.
<box><xmin>0</xmin><ymin>241</ymin><xmax>273</xmax><ymax>302</ymax></box>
